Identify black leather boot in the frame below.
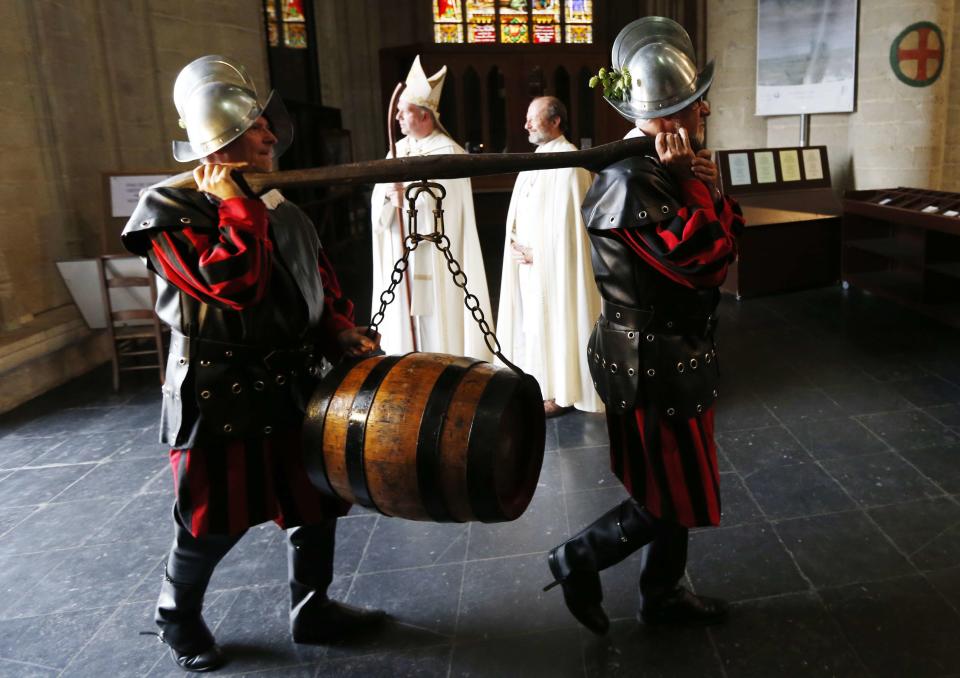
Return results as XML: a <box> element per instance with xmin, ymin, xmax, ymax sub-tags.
<box><xmin>544</xmin><ymin>499</ymin><xmax>659</xmax><ymax>635</ymax></box>
<box><xmin>154</xmin><ymin>515</ymin><xmax>242</xmax><ymax>672</ymax></box>
<box><xmin>637</xmin><ymin>521</ymin><xmax>728</xmax><ymax>626</ymax></box>
<box><xmin>288</xmin><ymin>521</ymin><xmax>388</xmax><ymax>644</ymax></box>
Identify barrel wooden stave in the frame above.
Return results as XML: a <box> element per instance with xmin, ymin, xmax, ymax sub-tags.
<box><xmin>439</xmin><ymin>365</ymin><xmax>495</xmax><ymax>522</ymax></box>
<box><xmin>304</xmin><ymin>352</ymin><xmax>544</xmax><ymax>523</ymax></box>
<box><xmin>362</xmin><ymin>354</ymin><xmax>449</xmax><ymax>519</ymax></box>
<box><xmin>320</xmin><ymin>356</ymin><xmax>381</xmax><ymax>505</ymax></box>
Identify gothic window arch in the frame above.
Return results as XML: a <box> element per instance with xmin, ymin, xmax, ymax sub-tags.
<box><xmin>433</xmin><ymin>0</ymin><xmax>592</xmax><ymax>44</ymax></box>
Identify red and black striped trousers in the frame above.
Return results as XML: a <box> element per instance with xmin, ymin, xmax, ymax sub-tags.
<box><xmin>169</xmin><ymin>426</ymin><xmax>350</xmax><ymax>538</ymax></box>
<box><xmin>606</xmin><ymin>406</ymin><xmax>721</xmax><ymax>528</ymax></box>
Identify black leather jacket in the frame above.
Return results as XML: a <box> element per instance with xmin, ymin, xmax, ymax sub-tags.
<box><xmin>581</xmin><ymin>152</ymin><xmax>721</xmax><ymax>417</ymax></box>
<box><xmin>122</xmin><ymin>185</ymin><xmax>331</xmax><ymax>448</ymax></box>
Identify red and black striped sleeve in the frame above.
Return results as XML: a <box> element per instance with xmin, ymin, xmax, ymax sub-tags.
<box><xmin>147</xmin><ymin>197</ymin><xmax>273</xmax><ymax>310</ymax></box>
<box><xmin>315</xmin><ymin>246</ymin><xmax>356</xmax><ymax>361</ymax></box>
<box><xmin>613</xmin><ymin>179</ymin><xmax>745</xmax><ymax>290</ymax></box>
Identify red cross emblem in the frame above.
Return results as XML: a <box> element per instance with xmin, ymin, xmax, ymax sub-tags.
<box><xmin>890</xmin><ymin>22</ymin><xmax>944</xmax><ymax>87</ymax></box>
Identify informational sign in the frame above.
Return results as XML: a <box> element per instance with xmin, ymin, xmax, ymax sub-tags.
<box><xmin>754</xmin><ymin>152</ymin><xmax>777</xmax><ymax>183</ymax></box>
<box><xmin>802</xmin><ymin>148</ymin><xmax>824</xmax><ymax>180</ymax></box>
<box><xmin>779</xmin><ymin>150</ymin><xmax>801</xmax><ymax>181</ymax></box>
<box><xmin>727</xmin><ymin>153</ymin><xmax>752</xmax><ymax>185</ymax></box>
<box><xmin>716</xmin><ymin>146</ymin><xmax>831</xmax><ymax>195</ymax></box>
<box><xmin>108</xmin><ymin>174</ymin><xmax>171</xmax><ymax>217</ymax></box>
<box><xmin>756</xmin><ymin>0</ymin><xmax>858</xmax><ymax>115</ymax></box>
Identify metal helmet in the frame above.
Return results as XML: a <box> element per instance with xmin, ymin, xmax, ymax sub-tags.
<box><xmin>171</xmin><ymin>55</ymin><xmax>293</xmax><ymax>162</ymax></box>
<box><xmin>606</xmin><ymin>16</ymin><xmax>714</xmax><ymax>121</ymax></box>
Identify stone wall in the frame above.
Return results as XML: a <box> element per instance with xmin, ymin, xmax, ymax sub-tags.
<box><xmin>708</xmin><ymin>0</ymin><xmax>955</xmax><ymax>193</ymax></box>
<box><xmin>0</xmin><ymin>0</ymin><xmax>267</xmax><ymax>411</ymax></box>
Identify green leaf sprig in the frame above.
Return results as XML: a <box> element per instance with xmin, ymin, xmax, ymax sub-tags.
<box><xmin>589</xmin><ymin>66</ymin><xmax>632</xmax><ymax>101</ymax></box>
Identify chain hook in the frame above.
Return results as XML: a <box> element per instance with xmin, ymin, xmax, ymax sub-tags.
<box><xmin>369</xmin><ymin>180</ymin><xmax>524</xmax><ymax>376</ymax></box>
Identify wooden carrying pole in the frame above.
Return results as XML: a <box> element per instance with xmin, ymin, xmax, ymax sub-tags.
<box><xmin>163</xmin><ymin>137</ymin><xmax>656</xmax><ymax>192</ymax></box>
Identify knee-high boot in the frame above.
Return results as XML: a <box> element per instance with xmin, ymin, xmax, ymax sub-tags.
<box><xmin>288</xmin><ymin>520</ymin><xmax>387</xmax><ymax>644</ymax></box>
<box><xmin>544</xmin><ymin>499</ymin><xmax>660</xmax><ymax>635</ymax></box>
<box><xmin>155</xmin><ymin>513</ymin><xmax>242</xmax><ymax>672</ymax></box>
<box><xmin>637</xmin><ymin>521</ymin><xmax>728</xmax><ymax>626</ymax></box>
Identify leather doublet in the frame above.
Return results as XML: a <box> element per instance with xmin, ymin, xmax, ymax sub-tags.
<box><xmin>582</xmin><ymin>155</ymin><xmax>721</xmax><ymax>417</ymax></box>
<box><xmin>122</xmin><ymin>187</ymin><xmax>327</xmax><ymax>448</ymax></box>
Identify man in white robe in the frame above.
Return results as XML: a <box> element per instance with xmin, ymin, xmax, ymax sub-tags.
<box><xmin>370</xmin><ymin>56</ymin><xmax>493</xmax><ymax>361</ymax></box>
<box><xmin>497</xmin><ymin>96</ymin><xmax>602</xmax><ymax>416</ymax></box>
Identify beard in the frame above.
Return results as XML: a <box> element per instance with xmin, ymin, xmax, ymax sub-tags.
<box><xmin>527</xmin><ymin>128</ymin><xmax>552</xmax><ymax>145</ymax></box>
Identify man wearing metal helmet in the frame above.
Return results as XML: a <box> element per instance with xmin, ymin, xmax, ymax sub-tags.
<box><xmin>122</xmin><ymin>56</ymin><xmax>386</xmax><ymax>672</ymax></box>
<box><xmin>543</xmin><ymin>18</ymin><xmax>744</xmax><ymax>635</ymax></box>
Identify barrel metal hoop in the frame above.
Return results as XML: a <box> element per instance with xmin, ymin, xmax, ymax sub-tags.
<box><xmin>301</xmin><ymin>358</ymin><xmax>361</xmax><ymax>499</ymax></box>
<box><xmin>416</xmin><ymin>356</ymin><xmax>482</xmax><ymax>522</ymax></box>
<box><xmin>344</xmin><ymin>355</ymin><xmax>405</xmax><ymax>511</ymax></box>
<box><xmin>466</xmin><ymin>370</ymin><xmax>521</xmax><ymax>522</ymax></box>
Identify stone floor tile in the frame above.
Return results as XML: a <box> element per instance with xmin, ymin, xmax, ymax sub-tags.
<box><xmin>554</xmin><ymin>412</ymin><xmax>609</xmax><ymax>449</ymax></box>
<box><xmin>715</xmin><ymin>426</ymin><xmax>813</xmax><ymax>475</ymax></box>
<box><xmin>774</xmin><ymin>511</ymin><xmax>914</xmax><ymax>587</ymax></box>
<box><xmin>452</xmin><ymin>628</ymin><xmax>581</xmax><ymax>678</ymax></box>
<box><xmin>821</xmin><ymin>452</ymin><xmax>944</xmax><ymax>507</ymax></box>
<box><xmin>742</xmin><ymin>461</ymin><xmax>855</xmax><ymax>520</ymax></box>
<box><xmin>320</xmin><ymin>645</ymin><xmax>451</xmax><ymax>678</ymax></box>
<box><xmin>899</xmin><ymin>444</ymin><xmax>960</xmax><ymax>494</ymax></box>
<box><xmin>557</xmin><ymin>446</ymin><xmax>620</xmax><ymax>493</ymax></box>
<box><xmin>856</xmin><ymin>410</ymin><xmax>959</xmax><ymax>451</ymax></box>
<box><xmin>0</xmin><ymin>465</ymin><xmax>95</xmax><ymax>508</ymax></box>
<box><xmin>686</xmin><ymin>523</ymin><xmax>808</xmax><ymax>601</ymax></box>
<box><xmin>711</xmin><ymin>592</ymin><xmax>868</xmax><ymax>678</ymax></box>
<box><xmin>822</xmin><ymin>575</ymin><xmax>960</xmax><ymax>678</ymax></box>
<box><xmin>786</xmin><ymin>417</ymin><xmax>889</xmax><ymax>460</ymax></box>
<box><xmin>869</xmin><ymin>497</ymin><xmax>960</xmax><ymax>571</ymax></box>
<box><xmin>357</xmin><ymin>518</ymin><xmax>467</xmax><ymax>573</ymax></box>
<box><xmin>582</xmin><ymin>619</ymin><xmax>722</xmax><ymax>678</ymax></box>
<box><xmin>459</xmin><ymin>553</ymin><xmax>576</xmax><ymax>640</ymax></box>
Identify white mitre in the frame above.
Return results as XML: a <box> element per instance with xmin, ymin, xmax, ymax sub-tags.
<box><xmin>398</xmin><ymin>55</ymin><xmax>450</xmax><ymax>136</ymax></box>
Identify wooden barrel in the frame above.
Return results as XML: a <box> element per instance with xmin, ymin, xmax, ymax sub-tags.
<box><xmin>302</xmin><ymin>352</ymin><xmax>545</xmax><ymax>522</ymax></box>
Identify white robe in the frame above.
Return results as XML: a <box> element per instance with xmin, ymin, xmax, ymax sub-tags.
<box><xmin>496</xmin><ymin>135</ymin><xmax>603</xmax><ymax>412</ymax></box>
<box><xmin>370</xmin><ymin>130</ymin><xmax>493</xmax><ymax>361</ymax></box>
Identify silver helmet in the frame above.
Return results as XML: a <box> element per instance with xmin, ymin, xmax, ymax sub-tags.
<box><xmin>606</xmin><ymin>17</ymin><xmax>714</xmax><ymax>121</ymax></box>
<box><xmin>171</xmin><ymin>55</ymin><xmax>293</xmax><ymax>162</ymax></box>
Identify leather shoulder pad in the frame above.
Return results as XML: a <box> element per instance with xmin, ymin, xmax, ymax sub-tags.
<box><xmin>121</xmin><ymin>187</ymin><xmax>217</xmax><ymax>255</ymax></box>
<box><xmin>582</xmin><ymin>155</ymin><xmax>682</xmax><ymax>232</ymax></box>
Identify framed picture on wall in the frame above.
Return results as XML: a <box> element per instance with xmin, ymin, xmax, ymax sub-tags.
<box><xmin>756</xmin><ymin>0</ymin><xmax>859</xmax><ymax>115</ymax></box>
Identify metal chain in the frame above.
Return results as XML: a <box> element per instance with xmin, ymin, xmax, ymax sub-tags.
<box><xmin>368</xmin><ymin>181</ymin><xmax>521</xmax><ymax>373</ymax></box>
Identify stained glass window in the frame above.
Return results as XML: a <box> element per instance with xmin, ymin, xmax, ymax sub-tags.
<box><xmin>499</xmin><ymin>0</ymin><xmax>529</xmax><ymax>44</ymax></box>
<box><xmin>284</xmin><ymin>23</ymin><xmax>307</xmax><ymax>48</ymax></box>
<box><xmin>282</xmin><ymin>0</ymin><xmax>305</xmax><ymax>21</ymax></box>
<box><xmin>265</xmin><ymin>0</ymin><xmax>279</xmax><ymax>46</ymax></box>
<box><xmin>263</xmin><ymin>0</ymin><xmax>308</xmax><ymax>49</ymax></box>
<box><xmin>564</xmin><ymin>0</ymin><xmax>591</xmax><ymax>44</ymax></box>
<box><xmin>433</xmin><ymin>0</ymin><xmax>590</xmax><ymax>44</ymax></box>
<box><xmin>531</xmin><ymin>0</ymin><xmax>560</xmax><ymax>44</ymax></box>
<box><xmin>434</xmin><ymin>0</ymin><xmax>462</xmax><ymax>21</ymax></box>
<box><xmin>434</xmin><ymin>24</ymin><xmax>465</xmax><ymax>43</ymax></box>
<box><xmin>466</xmin><ymin>0</ymin><xmax>497</xmax><ymax>43</ymax></box>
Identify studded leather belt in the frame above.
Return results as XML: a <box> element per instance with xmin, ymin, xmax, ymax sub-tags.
<box><xmin>600</xmin><ymin>299</ymin><xmax>715</xmax><ymax>337</ymax></box>
<box><xmin>600</xmin><ymin>299</ymin><xmax>652</xmax><ymax>329</ymax></box>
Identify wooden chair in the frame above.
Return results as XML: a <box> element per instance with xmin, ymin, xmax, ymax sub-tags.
<box><xmin>97</xmin><ymin>255</ymin><xmax>165</xmax><ymax>391</ymax></box>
